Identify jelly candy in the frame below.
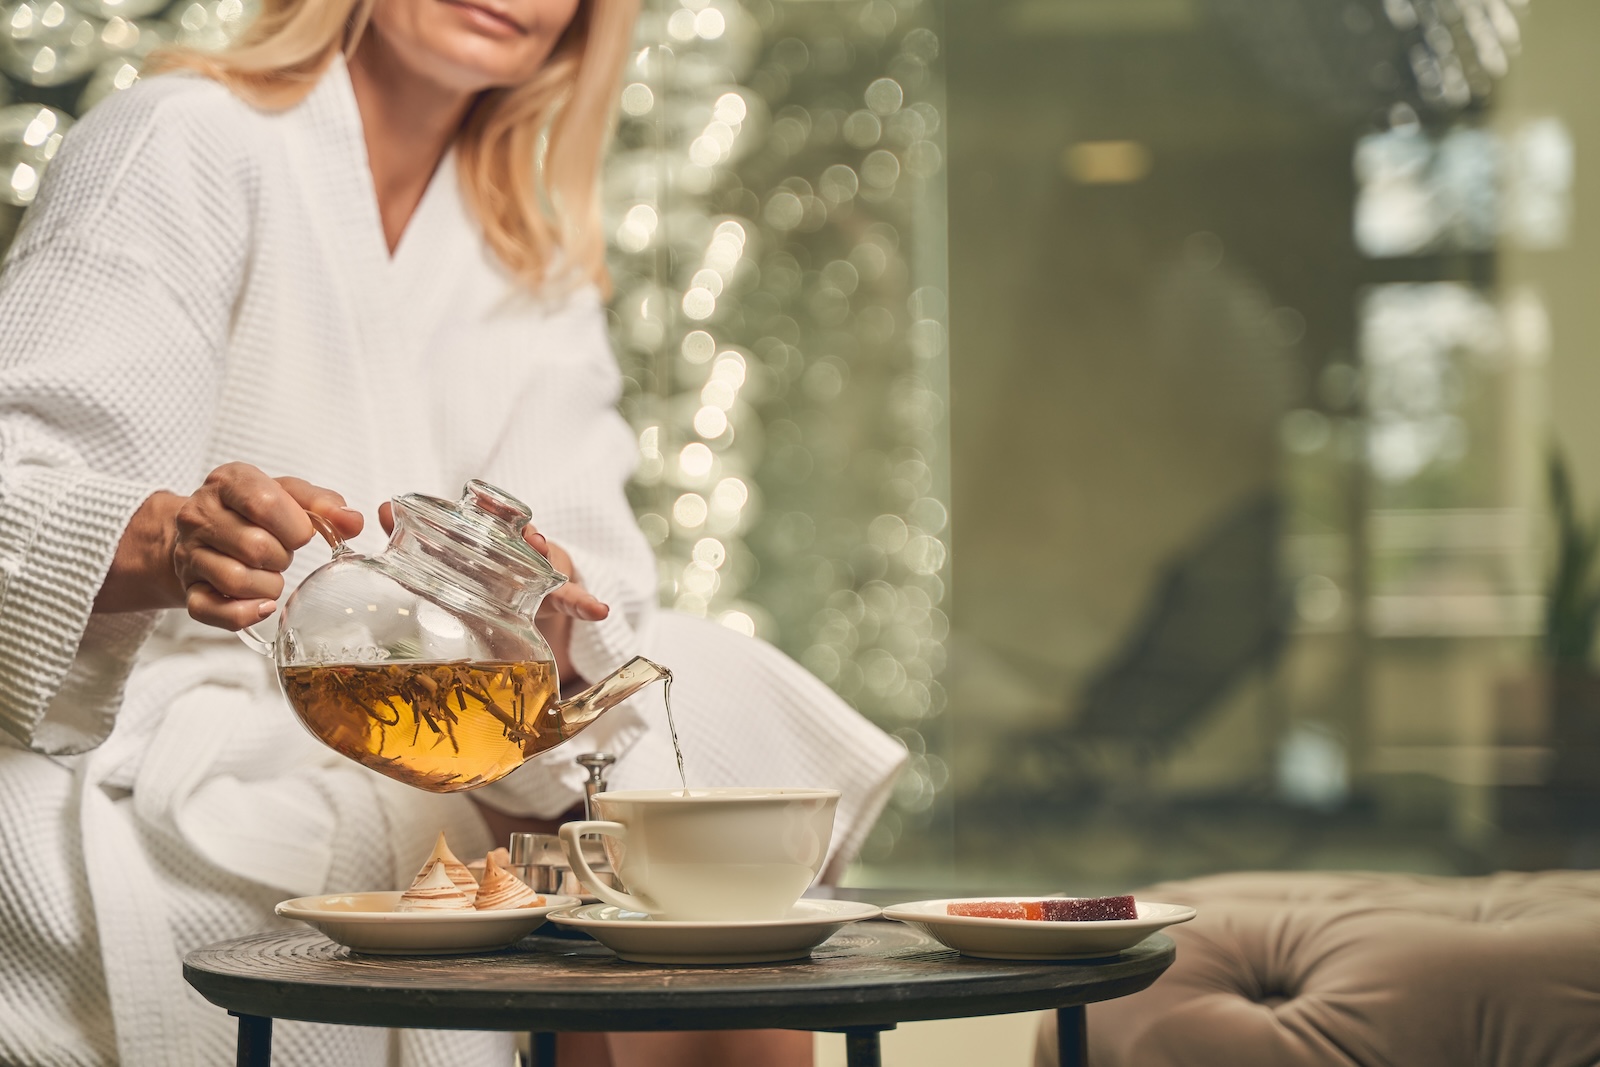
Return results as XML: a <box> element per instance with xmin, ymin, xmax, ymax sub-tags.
<box><xmin>946</xmin><ymin>895</ymin><xmax>1138</xmax><ymax>921</ymax></box>
<box><xmin>1040</xmin><ymin>895</ymin><xmax>1137</xmax><ymax>921</ymax></box>
<box><xmin>947</xmin><ymin>901</ymin><xmax>1031</xmax><ymax>919</ymax></box>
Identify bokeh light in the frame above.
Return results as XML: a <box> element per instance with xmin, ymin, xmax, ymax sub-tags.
<box><xmin>603</xmin><ymin>0</ymin><xmax>951</xmax><ymax>860</ymax></box>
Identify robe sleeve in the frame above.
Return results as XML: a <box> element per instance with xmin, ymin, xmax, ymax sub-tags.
<box><xmin>0</xmin><ymin>81</ymin><xmax>249</xmax><ymax>754</ymax></box>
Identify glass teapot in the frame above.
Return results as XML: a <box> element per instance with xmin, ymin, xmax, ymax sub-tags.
<box><xmin>238</xmin><ymin>479</ymin><xmax>669</xmax><ymax>793</ymax></box>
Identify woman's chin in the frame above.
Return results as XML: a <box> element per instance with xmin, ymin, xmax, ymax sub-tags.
<box><xmin>409</xmin><ymin>37</ymin><xmax>548</xmax><ymax>94</ymax></box>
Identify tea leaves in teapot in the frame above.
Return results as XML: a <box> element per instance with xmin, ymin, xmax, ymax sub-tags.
<box><xmin>280</xmin><ymin>660</ymin><xmax>559</xmax><ymax>793</ymax></box>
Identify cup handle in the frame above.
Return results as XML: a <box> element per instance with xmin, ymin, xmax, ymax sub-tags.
<box><xmin>234</xmin><ymin>511</ymin><xmax>352</xmax><ymax>658</ymax></box>
<box><xmin>559</xmin><ymin>821</ymin><xmax>652</xmax><ymax>913</ymax></box>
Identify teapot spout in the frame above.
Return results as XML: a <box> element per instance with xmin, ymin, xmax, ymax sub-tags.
<box><xmin>555</xmin><ymin>657</ymin><xmax>672</xmax><ymax>738</ymax></box>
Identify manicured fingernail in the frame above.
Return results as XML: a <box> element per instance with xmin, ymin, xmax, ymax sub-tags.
<box><xmin>339</xmin><ymin>507</ymin><xmax>361</xmax><ymax>517</ymax></box>
<box><xmin>257</xmin><ymin>600</ymin><xmax>277</xmax><ymax>618</ymax></box>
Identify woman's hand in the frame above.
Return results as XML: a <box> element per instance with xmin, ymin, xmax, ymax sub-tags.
<box><xmin>523</xmin><ymin>528</ymin><xmax>609</xmax><ymax>686</ymax></box>
<box><xmin>94</xmin><ymin>463</ymin><xmax>363</xmax><ymax>628</ymax></box>
<box><xmin>375</xmin><ymin>503</ymin><xmax>609</xmax><ymax>685</ymax></box>
<box><xmin>521</xmin><ymin>528</ymin><xmax>609</xmax><ymax>623</ymax></box>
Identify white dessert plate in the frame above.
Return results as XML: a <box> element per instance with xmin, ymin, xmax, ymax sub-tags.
<box><xmin>881</xmin><ymin>897</ymin><xmax>1196</xmax><ymax>960</ymax></box>
<box><xmin>275</xmin><ymin>891</ymin><xmax>581</xmax><ymax>955</ymax></box>
<box><xmin>546</xmin><ymin>899</ymin><xmax>881</xmax><ymax>964</ymax></box>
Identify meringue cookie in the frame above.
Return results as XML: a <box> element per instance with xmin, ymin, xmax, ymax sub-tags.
<box><xmin>474</xmin><ymin>852</ymin><xmax>546</xmax><ymax>911</ymax></box>
<box><xmin>414</xmin><ymin>832</ymin><xmax>478</xmax><ymax>904</ymax></box>
<box><xmin>396</xmin><ymin>859</ymin><xmax>473</xmax><ymax>912</ymax></box>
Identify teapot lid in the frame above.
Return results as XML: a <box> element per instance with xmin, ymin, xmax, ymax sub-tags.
<box><xmin>391</xmin><ymin>480</ymin><xmax>567</xmax><ymax>591</ymax></box>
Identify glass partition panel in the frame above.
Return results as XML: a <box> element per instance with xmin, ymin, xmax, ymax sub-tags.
<box><xmin>940</xmin><ymin>0</ymin><xmax>1597</xmax><ymax>893</ymax></box>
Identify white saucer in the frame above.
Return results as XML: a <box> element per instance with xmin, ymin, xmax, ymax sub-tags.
<box><xmin>881</xmin><ymin>897</ymin><xmax>1196</xmax><ymax>960</ymax></box>
<box><xmin>547</xmin><ymin>899</ymin><xmax>881</xmax><ymax>964</ymax></box>
<box><xmin>275</xmin><ymin>891</ymin><xmax>582</xmax><ymax>955</ymax></box>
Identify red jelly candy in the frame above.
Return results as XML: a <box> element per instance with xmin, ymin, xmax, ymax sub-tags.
<box><xmin>1039</xmin><ymin>895</ymin><xmax>1138</xmax><ymax>922</ymax></box>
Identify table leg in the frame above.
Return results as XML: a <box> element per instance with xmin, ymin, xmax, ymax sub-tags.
<box><xmin>1056</xmin><ymin>1005</ymin><xmax>1087</xmax><ymax>1067</ymax></box>
<box><xmin>231</xmin><ymin>1013</ymin><xmax>272</xmax><ymax>1067</ymax></box>
<box><xmin>524</xmin><ymin>1031</ymin><xmax>557</xmax><ymax>1067</ymax></box>
<box><xmin>843</xmin><ymin>1027</ymin><xmax>884</xmax><ymax>1067</ymax></box>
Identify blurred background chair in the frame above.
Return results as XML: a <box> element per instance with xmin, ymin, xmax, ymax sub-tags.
<box><xmin>1065</xmin><ymin>490</ymin><xmax>1288</xmax><ymax>776</ymax></box>
<box><xmin>982</xmin><ymin>490</ymin><xmax>1289</xmax><ymax>806</ymax></box>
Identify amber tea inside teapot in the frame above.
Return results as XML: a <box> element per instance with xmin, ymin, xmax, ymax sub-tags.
<box><xmin>239</xmin><ymin>480</ymin><xmax>668</xmax><ymax>793</ymax></box>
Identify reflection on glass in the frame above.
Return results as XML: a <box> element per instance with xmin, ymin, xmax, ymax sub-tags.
<box><xmin>1355</xmin><ymin>118</ymin><xmax>1571</xmax><ymax>257</ymax></box>
<box><xmin>1361</xmin><ymin>283</ymin><xmax>1502</xmax><ymax>484</ymax></box>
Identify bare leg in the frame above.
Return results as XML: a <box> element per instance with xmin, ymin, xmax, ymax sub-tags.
<box><xmin>551</xmin><ymin>1033</ymin><xmax>614</xmax><ymax>1067</ymax></box>
<box><xmin>607</xmin><ymin>1030</ymin><xmax>813</xmax><ymax>1067</ymax></box>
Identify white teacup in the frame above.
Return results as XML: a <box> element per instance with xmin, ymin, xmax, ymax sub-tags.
<box><xmin>558</xmin><ymin>787</ymin><xmax>840</xmax><ymax>921</ymax></box>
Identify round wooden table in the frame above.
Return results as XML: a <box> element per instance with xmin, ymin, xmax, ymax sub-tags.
<box><xmin>184</xmin><ymin>923</ymin><xmax>1174</xmax><ymax>1067</ymax></box>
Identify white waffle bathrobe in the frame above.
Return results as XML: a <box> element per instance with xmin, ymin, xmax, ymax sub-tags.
<box><xmin>0</xmin><ymin>59</ymin><xmax>904</xmax><ymax>1067</ymax></box>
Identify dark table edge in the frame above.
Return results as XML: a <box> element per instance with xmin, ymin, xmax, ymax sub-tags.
<box><xmin>183</xmin><ymin>941</ymin><xmax>1173</xmax><ymax>1033</ymax></box>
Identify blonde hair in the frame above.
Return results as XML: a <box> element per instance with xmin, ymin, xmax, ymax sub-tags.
<box><xmin>149</xmin><ymin>0</ymin><xmax>637</xmax><ymax>293</ymax></box>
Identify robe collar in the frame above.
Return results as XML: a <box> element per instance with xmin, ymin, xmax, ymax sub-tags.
<box><xmin>281</xmin><ymin>53</ymin><xmax>476</xmax><ymax>491</ymax></box>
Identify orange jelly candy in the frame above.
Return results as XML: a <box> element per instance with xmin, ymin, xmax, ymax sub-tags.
<box><xmin>948</xmin><ymin>901</ymin><xmax>1037</xmax><ymax>920</ymax></box>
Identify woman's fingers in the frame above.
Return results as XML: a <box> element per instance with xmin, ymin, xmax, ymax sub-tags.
<box><xmin>520</xmin><ymin>525</ymin><xmax>610</xmax><ymax>620</ymax></box>
<box><xmin>184</xmin><ymin>581</ymin><xmax>277</xmax><ymax>631</ymax></box>
<box><xmin>545</xmin><ymin>584</ymin><xmax>610</xmax><ymax>621</ymax></box>
<box><xmin>277</xmin><ymin>476</ymin><xmax>364</xmax><ymax>540</ymax></box>
<box><xmin>175</xmin><ymin>463</ymin><xmax>358</xmax><ymax>631</ymax></box>
<box><xmin>173</xmin><ymin>499</ymin><xmax>289</xmax><ymax>626</ymax></box>
<box><xmin>181</xmin><ymin>544</ymin><xmax>285</xmax><ymax>602</ymax></box>
<box><xmin>176</xmin><ymin>497</ymin><xmax>292</xmax><ymax>575</ymax></box>
<box><xmin>207</xmin><ymin>464</ymin><xmax>315</xmax><ymax>550</ymax></box>
<box><xmin>188</xmin><ymin>510</ymin><xmax>293</xmax><ymax>573</ymax></box>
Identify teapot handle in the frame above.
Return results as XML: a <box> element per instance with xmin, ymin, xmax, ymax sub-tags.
<box><xmin>236</xmin><ymin>511</ymin><xmax>352</xmax><ymax>658</ymax></box>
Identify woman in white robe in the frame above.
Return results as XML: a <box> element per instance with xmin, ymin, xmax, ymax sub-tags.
<box><xmin>0</xmin><ymin>1</ymin><xmax>906</xmax><ymax>1064</ymax></box>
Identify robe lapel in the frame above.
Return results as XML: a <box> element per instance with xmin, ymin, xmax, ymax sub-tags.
<box><xmin>388</xmin><ymin>152</ymin><xmax>493</xmax><ymax>493</ymax></box>
<box><xmin>390</xmin><ymin>150</ymin><xmax>476</xmax><ymax>342</ymax></box>
<box><xmin>279</xmin><ymin>55</ymin><xmax>444</xmax><ymax>495</ymax></box>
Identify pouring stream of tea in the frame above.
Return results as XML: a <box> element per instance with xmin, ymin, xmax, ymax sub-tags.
<box><xmin>663</xmin><ymin>675</ymin><xmax>688</xmax><ymax>795</ymax></box>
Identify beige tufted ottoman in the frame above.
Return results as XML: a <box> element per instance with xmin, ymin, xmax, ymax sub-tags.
<box><xmin>1032</xmin><ymin>871</ymin><xmax>1600</xmax><ymax>1067</ymax></box>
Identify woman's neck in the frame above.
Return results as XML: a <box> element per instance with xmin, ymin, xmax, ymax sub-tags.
<box><xmin>347</xmin><ymin>34</ymin><xmax>475</xmax><ymax>254</ymax></box>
